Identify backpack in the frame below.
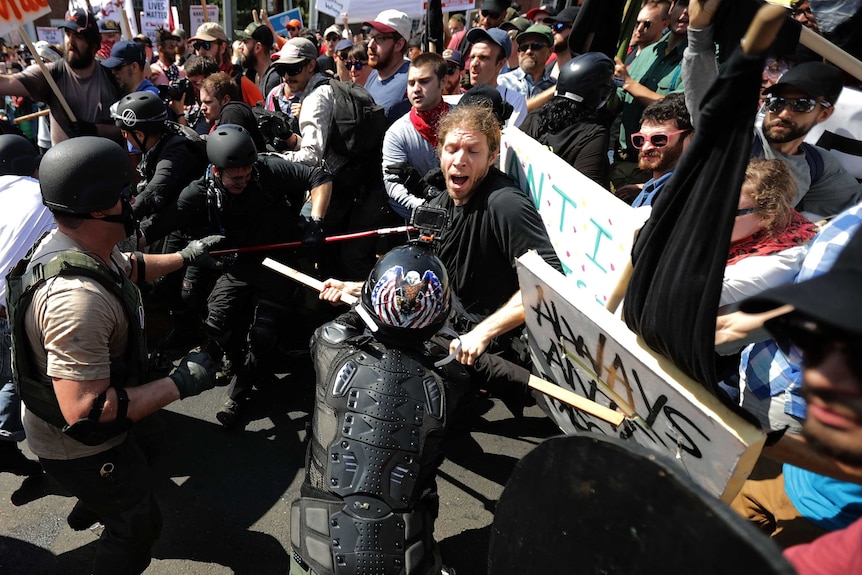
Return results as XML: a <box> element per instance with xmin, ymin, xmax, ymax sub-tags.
<box><xmin>751</xmin><ymin>133</ymin><xmax>824</xmax><ymax>184</ymax></box>
<box><xmin>308</xmin><ymin>76</ymin><xmax>387</xmax><ymax>168</ymax></box>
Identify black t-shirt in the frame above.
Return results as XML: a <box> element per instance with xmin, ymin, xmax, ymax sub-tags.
<box><xmin>218</xmin><ymin>101</ymin><xmax>266</xmax><ymax>151</ymax></box>
<box><xmin>520</xmin><ymin>110</ymin><xmax>610</xmax><ymax>188</ymax></box>
<box><xmin>428</xmin><ymin>167</ymin><xmax>562</xmax><ymax>319</ymax></box>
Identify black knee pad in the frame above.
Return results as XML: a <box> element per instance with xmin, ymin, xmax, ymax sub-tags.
<box><xmin>248</xmin><ymin>301</ymin><xmax>282</xmax><ymax>354</ymax></box>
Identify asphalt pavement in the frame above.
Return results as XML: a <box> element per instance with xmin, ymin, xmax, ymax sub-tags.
<box><xmin>0</xmin><ymin>355</ymin><xmax>559</xmax><ymax>575</ymax></box>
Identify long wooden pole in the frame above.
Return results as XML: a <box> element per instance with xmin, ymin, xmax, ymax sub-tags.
<box><xmin>800</xmin><ymin>26</ymin><xmax>862</xmax><ymax>81</ymax></box>
<box><xmin>17</xmin><ymin>27</ymin><xmax>76</xmax><ymax>123</ymax></box>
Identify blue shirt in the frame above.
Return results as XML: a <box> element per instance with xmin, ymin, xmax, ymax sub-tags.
<box><xmin>740</xmin><ymin>202</ymin><xmax>862</xmax><ymax>418</ymax></box>
<box><xmin>498</xmin><ymin>67</ymin><xmax>556</xmax><ymax>99</ymax></box>
<box><xmin>631</xmin><ymin>171</ymin><xmax>674</xmax><ymax>207</ymax></box>
<box><xmin>365</xmin><ymin>60</ymin><xmax>411</xmax><ymax>125</ymax></box>
<box><xmin>136</xmin><ymin>78</ymin><xmax>160</xmax><ymax>96</ymax></box>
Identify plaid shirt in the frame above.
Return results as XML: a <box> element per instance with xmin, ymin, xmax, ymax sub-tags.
<box><xmin>741</xmin><ymin>202</ymin><xmax>862</xmax><ymax>418</ymax></box>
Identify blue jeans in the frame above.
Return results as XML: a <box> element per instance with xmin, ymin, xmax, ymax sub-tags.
<box><xmin>0</xmin><ymin>316</ymin><xmax>25</xmax><ymax>442</ymax></box>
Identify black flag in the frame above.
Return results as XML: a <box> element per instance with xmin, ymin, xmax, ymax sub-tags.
<box><xmin>568</xmin><ymin>0</ymin><xmax>627</xmax><ymax>58</ymax></box>
<box><xmin>622</xmin><ymin>48</ymin><xmax>767</xmax><ymax>390</ymax></box>
<box><xmin>425</xmin><ymin>0</ymin><xmax>444</xmax><ymax>53</ymax></box>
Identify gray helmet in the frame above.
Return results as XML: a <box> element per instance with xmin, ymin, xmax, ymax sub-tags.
<box><xmin>361</xmin><ymin>244</ymin><xmax>451</xmax><ymax>340</ymax></box>
<box><xmin>0</xmin><ymin>134</ymin><xmax>40</xmax><ymax>177</ymax></box>
<box><xmin>556</xmin><ymin>52</ymin><xmax>615</xmax><ymax>110</ymax></box>
<box><xmin>111</xmin><ymin>91</ymin><xmax>168</xmax><ymax>131</ymax></box>
<box><xmin>206</xmin><ymin>124</ymin><xmax>258</xmax><ymax>168</ymax></box>
<box><xmin>40</xmin><ymin>137</ymin><xmax>131</xmax><ymax>214</ymax></box>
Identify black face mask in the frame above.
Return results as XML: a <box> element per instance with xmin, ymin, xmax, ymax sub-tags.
<box><xmin>100</xmin><ymin>197</ymin><xmax>139</xmax><ymax>239</ymax></box>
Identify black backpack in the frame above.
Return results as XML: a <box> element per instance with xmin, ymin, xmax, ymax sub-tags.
<box><xmin>308</xmin><ymin>76</ymin><xmax>387</xmax><ymax>167</ymax></box>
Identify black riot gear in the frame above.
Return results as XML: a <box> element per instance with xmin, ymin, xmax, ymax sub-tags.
<box><xmin>111</xmin><ymin>91</ymin><xmax>168</xmax><ymax>133</ymax></box>
<box><xmin>556</xmin><ymin>52</ymin><xmax>615</xmax><ymax>110</ymax></box>
<box><xmin>39</xmin><ymin>137</ymin><xmax>132</xmax><ymax>215</ymax></box>
<box><xmin>206</xmin><ymin>124</ymin><xmax>258</xmax><ymax>168</ymax></box>
<box><xmin>360</xmin><ymin>244</ymin><xmax>451</xmax><ymax>341</ymax></box>
<box><xmin>0</xmin><ymin>134</ymin><xmax>40</xmax><ymax>176</ymax></box>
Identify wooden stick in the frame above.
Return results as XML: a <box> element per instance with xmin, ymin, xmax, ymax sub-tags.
<box><xmin>262</xmin><ymin>258</ymin><xmax>357</xmax><ymax>305</ymax></box>
<box><xmin>14</xmin><ymin>108</ymin><xmax>50</xmax><ymax>124</ymax></box>
<box><xmin>529</xmin><ymin>375</ymin><xmax>626</xmax><ymax>427</ymax></box>
<box><xmin>605</xmin><ymin>258</ymin><xmax>633</xmax><ymax>315</ymax></box>
<box><xmin>800</xmin><ymin>26</ymin><xmax>862</xmax><ymax>82</ymax></box>
<box><xmin>118</xmin><ymin>3</ymin><xmax>133</xmax><ymax>40</ymax></box>
<box><xmin>201</xmin><ymin>0</ymin><xmax>211</xmax><ymax>23</ymax></box>
<box><xmin>18</xmin><ymin>27</ymin><xmax>76</xmax><ymax>123</ymax></box>
<box><xmin>740</xmin><ymin>4</ymin><xmax>787</xmax><ymax>55</ymax></box>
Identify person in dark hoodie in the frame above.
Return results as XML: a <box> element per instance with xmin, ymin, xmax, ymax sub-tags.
<box><xmin>520</xmin><ymin>52</ymin><xmax>615</xmax><ymax>188</ymax></box>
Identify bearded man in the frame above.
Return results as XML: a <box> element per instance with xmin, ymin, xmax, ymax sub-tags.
<box><xmin>0</xmin><ymin>8</ymin><xmax>122</xmax><ymax>145</ymax></box>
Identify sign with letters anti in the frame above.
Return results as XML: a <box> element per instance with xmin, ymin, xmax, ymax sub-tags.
<box><xmin>500</xmin><ymin>128</ymin><xmax>642</xmax><ymax>308</ymax></box>
<box><xmin>0</xmin><ymin>0</ymin><xmax>51</xmax><ymax>38</ymax></box>
<box><xmin>517</xmin><ymin>252</ymin><xmax>765</xmax><ymax>502</ymax></box>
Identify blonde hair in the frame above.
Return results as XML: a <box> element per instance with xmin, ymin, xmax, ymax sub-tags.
<box><xmin>743</xmin><ymin>158</ymin><xmax>797</xmax><ymax>236</ymax></box>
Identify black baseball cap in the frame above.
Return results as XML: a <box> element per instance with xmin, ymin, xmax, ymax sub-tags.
<box><xmin>100</xmin><ymin>40</ymin><xmax>146</xmax><ymax>68</ymax></box>
<box><xmin>763</xmin><ymin>61</ymin><xmax>844</xmax><ymax>106</ymax></box>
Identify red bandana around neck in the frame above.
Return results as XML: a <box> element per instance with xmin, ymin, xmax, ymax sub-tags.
<box><xmin>410</xmin><ymin>100</ymin><xmax>450</xmax><ymax>148</ymax></box>
<box><xmin>726</xmin><ymin>210</ymin><xmax>819</xmax><ymax>266</ymax></box>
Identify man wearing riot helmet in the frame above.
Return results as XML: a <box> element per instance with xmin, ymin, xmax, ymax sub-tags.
<box><xmin>142</xmin><ymin>124</ymin><xmax>333</xmax><ymax>427</ymax></box>
<box><xmin>6</xmin><ymin>137</ymin><xmax>222</xmax><ymax>574</ymax></box>
<box><xmin>291</xmin><ymin>231</ymin><xmax>463</xmax><ymax>575</ymax></box>
<box><xmin>112</xmin><ymin>91</ymin><xmax>209</xmax><ymax>355</ymax></box>
<box><xmin>520</xmin><ymin>52</ymin><xmax>615</xmax><ymax>187</ymax></box>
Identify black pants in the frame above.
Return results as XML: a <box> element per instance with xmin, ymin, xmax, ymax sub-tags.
<box><xmin>40</xmin><ymin>435</ymin><xmax>162</xmax><ymax>575</ymax></box>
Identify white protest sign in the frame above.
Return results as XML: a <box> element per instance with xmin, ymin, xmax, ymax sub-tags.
<box><xmin>806</xmin><ymin>86</ymin><xmax>862</xmax><ymax>180</ymax></box>
<box><xmin>317</xmin><ymin>0</ymin><xmax>351</xmax><ymax>20</ymax></box>
<box><xmin>500</xmin><ymin>128</ymin><xmax>641</xmax><ymax>308</ymax></box>
<box><xmin>424</xmin><ymin>0</ymin><xmax>476</xmax><ymax>10</ymax></box>
<box><xmin>335</xmin><ymin>1</ymin><xmax>426</xmax><ymax>22</ymax></box>
<box><xmin>142</xmin><ymin>0</ymin><xmax>169</xmax><ymax>28</ymax></box>
<box><xmin>190</xmin><ymin>6</ymin><xmax>220</xmax><ymax>35</ymax></box>
<box><xmin>0</xmin><ymin>0</ymin><xmax>52</xmax><ymax>38</ymax></box>
<box><xmin>518</xmin><ymin>251</ymin><xmax>765</xmax><ymax>502</ymax></box>
<box><xmin>36</xmin><ymin>26</ymin><xmax>63</xmax><ymax>45</ymax></box>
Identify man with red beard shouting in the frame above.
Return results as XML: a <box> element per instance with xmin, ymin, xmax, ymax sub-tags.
<box><xmin>618</xmin><ymin>94</ymin><xmax>693</xmax><ymax>207</ymax></box>
<box><xmin>0</xmin><ymin>8</ymin><xmax>122</xmax><ymax>145</ymax></box>
<box><xmin>383</xmin><ymin>53</ymin><xmax>451</xmax><ymax>220</ymax></box>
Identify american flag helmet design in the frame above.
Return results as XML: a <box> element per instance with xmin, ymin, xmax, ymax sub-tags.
<box><xmin>369</xmin><ymin>265</ymin><xmax>446</xmax><ymax>330</ymax></box>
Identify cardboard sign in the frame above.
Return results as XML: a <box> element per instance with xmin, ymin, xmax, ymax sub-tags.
<box><xmin>189</xmin><ymin>6</ymin><xmax>219</xmax><ymax>36</ymax></box>
<box><xmin>269</xmin><ymin>8</ymin><xmax>303</xmax><ymax>39</ymax></box>
<box><xmin>0</xmin><ymin>0</ymin><xmax>51</xmax><ymax>39</ymax></box>
<box><xmin>517</xmin><ymin>251</ymin><xmax>764</xmax><ymax>501</ymax></box>
<box><xmin>500</xmin><ymin>128</ymin><xmax>641</xmax><ymax>308</ymax></box>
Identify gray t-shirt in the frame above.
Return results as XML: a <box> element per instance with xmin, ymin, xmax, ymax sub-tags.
<box><xmin>16</xmin><ymin>60</ymin><xmax>120</xmax><ymax>145</ymax></box>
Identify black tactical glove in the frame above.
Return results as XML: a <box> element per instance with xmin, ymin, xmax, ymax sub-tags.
<box><xmin>179</xmin><ymin>235</ymin><xmax>225</xmax><ymax>269</ymax></box>
<box><xmin>302</xmin><ymin>216</ymin><xmax>325</xmax><ymax>246</ymax></box>
<box><xmin>421</xmin><ymin>167</ymin><xmax>446</xmax><ymax>199</ymax></box>
<box><xmin>286</xmin><ymin>114</ymin><xmax>300</xmax><ymax>136</ymax></box>
<box><xmin>169</xmin><ymin>350</ymin><xmax>218</xmax><ymax>399</ymax></box>
<box><xmin>385</xmin><ymin>161</ymin><xmax>426</xmax><ymax>198</ymax></box>
<box><xmin>69</xmin><ymin>121</ymin><xmax>98</xmax><ymax>138</ymax></box>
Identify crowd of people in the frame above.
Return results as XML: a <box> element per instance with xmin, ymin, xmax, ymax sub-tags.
<box><xmin>0</xmin><ymin>0</ymin><xmax>861</xmax><ymax>573</ymax></box>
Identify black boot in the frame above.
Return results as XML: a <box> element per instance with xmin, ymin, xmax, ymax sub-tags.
<box><xmin>0</xmin><ymin>440</ymin><xmax>42</xmax><ymax>476</ymax></box>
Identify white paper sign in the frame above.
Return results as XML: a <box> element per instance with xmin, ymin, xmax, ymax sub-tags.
<box><xmin>518</xmin><ymin>252</ymin><xmax>765</xmax><ymax>502</ymax></box>
<box><xmin>806</xmin><ymin>86</ymin><xmax>862</xmax><ymax>180</ymax></box>
<box><xmin>189</xmin><ymin>6</ymin><xmax>220</xmax><ymax>35</ymax></box>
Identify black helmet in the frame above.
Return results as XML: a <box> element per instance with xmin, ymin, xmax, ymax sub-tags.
<box><xmin>111</xmin><ymin>91</ymin><xmax>168</xmax><ymax>131</ymax></box>
<box><xmin>361</xmin><ymin>244</ymin><xmax>451</xmax><ymax>340</ymax></box>
<box><xmin>556</xmin><ymin>52</ymin><xmax>615</xmax><ymax>110</ymax></box>
<box><xmin>0</xmin><ymin>134</ymin><xmax>40</xmax><ymax>177</ymax></box>
<box><xmin>206</xmin><ymin>124</ymin><xmax>258</xmax><ymax>168</ymax></box>
<box><xmin>40</xmin><ymin>137</ymin><xmax>131</xmax><ymax>214</ymax></box>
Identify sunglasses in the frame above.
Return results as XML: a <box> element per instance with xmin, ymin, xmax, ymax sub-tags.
<box><xmin>445</xmin><ymin>64</ymin><xmax>460</xmax><ymax>75</ymax></box>
<box><xmin>287</xmin><ymin>26</ymin><xmax>299</xmax><ymax>31</ymax></box>
<box><xmin>736</xmin><ymin>207</ymin><xmax>758</xmax><ymax>217</ymax></box>
<box><xmin>192</xmin><ymin>41</ymin><xmax>214</xmax><ymax>51</ymax></box>
<box><xmin>346</xmin><ymin>60</ymin><xmax>364</xmax><ymax>71</ymax></box>
<box><xmin>518</xmin><ymin>41</ymin><xmax>549</xmax><ymax>53</ymax></box>
<box><xmin>636</xmin><ymin>20</ymin><xmax>653</xmax><ymax>30</ymax></box>
<box><xmin>764</xmin><ymin>95</ymin><xmax>828</xmax><ymax>114</ymax></box>
<box><xmin>277</xmin><ymin>60</ymin><xmax>308</xmax><ymax>77</ymax></box>
<box><xmin>766</xmin><ymin>314</ymin><xmax>862</xmax><ymax>378</ymax></box>
<box><xmin>326</xmin><ymin>34</ymin><xmax>340</xmax><ymax>42</ymax></box>
<box><xmin>631</xmin><ymin>129</ymin><xmax>690</xmax><ymax>149</ymax></box>
<box><xmin>481</xmin><ymin>10</ymin><xmax>501</xmax><ymax>18</ymax></box>
<box><xmin>550</xmin><ymin>21</ymin><xmax>572</xmax><ymax>33</ymax></box>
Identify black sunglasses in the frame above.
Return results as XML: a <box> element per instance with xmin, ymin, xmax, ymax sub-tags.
<box><xmin>481</xmin><ymin>10</ymin><xmax>501</xmax><ymax>18</ymax></box>
<box><xmin>736</xmin><ymin>207</ymin><xmax>758</xmax><ymax>217</ymax></box>
<box><xmin>636</xmin><ymin>20</ymin><xmax>653</xmax><ymax>30</ymax></box>
<box><xmin>192</xmin><ymin>41</ymin><xmax>213</xmax><ymax>51</ymax></box>
<box><xmin>764</xmin><ymin>95</ymin><xmax>828</xmax><ymax>114</ymax></box>
<box><xmin>277</xmin><ymin>60</ymin><xmax>308</xmax><ymax>77</ymax></box>
<box><xmin>326</xmin><ymin>34</ymin><xmax>340</xmax><ymax>42</ymax></box>
<box><xmin>766</xmin><ymin>314</ymin><xmax>862</xmax><ymax>378</ymax></box>
<box><xmin>445</xmin><ymin>64</ymin><xmax>460</xmax><ymax>75</ymax></box>
<box><xmin>287</xmin><ymin>26</ymin><xmax>299</xmax><ymax>31</ymax></box>
<box><xmin>346</xmin><ymin>60</ymin><xmax>364</xmax><ymax>71</ymax></box>
<box><xmin>518</xmin><ymin>41</ymin><xmax>548</xmax><ymax>53</ymax></box>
